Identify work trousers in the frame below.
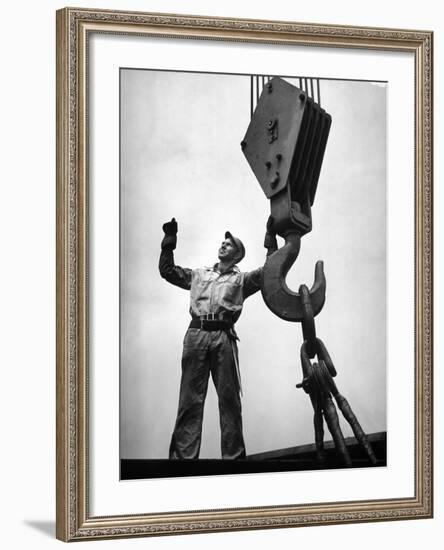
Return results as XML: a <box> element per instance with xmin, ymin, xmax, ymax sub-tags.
<box><xmin>169</xmin><ymin>328</ymin><xmax>245</xmax><ymax>460</ymax></box>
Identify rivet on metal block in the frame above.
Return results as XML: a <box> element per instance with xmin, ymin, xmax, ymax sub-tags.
<box><xmin>270</xmin><ymin>171</ymin><xmax>280</xmax><ymax>188</ymax></box>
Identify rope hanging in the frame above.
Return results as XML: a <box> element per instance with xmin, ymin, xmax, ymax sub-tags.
<box><xmin>250</xmin><ymin>75</ymin><xmax>322</xmax><ymax>118</ymax></box>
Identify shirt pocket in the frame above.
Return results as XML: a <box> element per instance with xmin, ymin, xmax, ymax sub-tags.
<box><xmin>219</xmin><ymin>279</ymin><xmax>243</xmax><ymax>306</ymax></box>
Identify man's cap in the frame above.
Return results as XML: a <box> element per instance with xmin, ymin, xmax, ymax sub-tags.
<box><xmin>225</xmin><ymin>231</ymin><xmax>245</xmax><ymax>262</ymax></box>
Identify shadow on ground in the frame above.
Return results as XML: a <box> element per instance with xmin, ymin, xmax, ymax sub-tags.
<box><xmin>24</xmin><ymin>520</ymin><xmax>55</xmax><ymax>538</ymax></box>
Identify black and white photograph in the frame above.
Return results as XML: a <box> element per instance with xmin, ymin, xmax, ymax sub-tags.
<box><xmin>1</xmin><ymin>0</ymin><xmax>439</xmax><ymax>546</ymax></box>
<box><xmin>119</xmin><ymin>68</ymin><xmax>387</xmax><ymax>479</ymax></box>
<box><xmin>51</xmin><ymin>4</ymin><xmax>433</xmax><ymax>544</ymax></box>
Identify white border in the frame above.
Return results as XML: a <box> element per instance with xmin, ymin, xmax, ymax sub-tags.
<box><xmin>89</xmin><ymin>34</ymin><xmax>414</xmax><ymax>516</ymax></box>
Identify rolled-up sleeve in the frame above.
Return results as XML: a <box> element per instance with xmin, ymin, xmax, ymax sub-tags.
<box><xmin>242</xmin><ymin>267</ymin><xmax>262</xmax><ymax>299</ymax></box>
<box><xmin>159</xmin><ymin>249</ymin><xmax>192</xmax><ymax>290</ymax></box>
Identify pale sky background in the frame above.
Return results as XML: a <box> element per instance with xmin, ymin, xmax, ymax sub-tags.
<box><xmin>120</xmin><ymin>69</ymin><xmax>386</xmax><ymax>459</ymax></box>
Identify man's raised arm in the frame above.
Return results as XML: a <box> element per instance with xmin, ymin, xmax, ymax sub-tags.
<box><xmin>159</xmin><ymin>218</ymin><xmax>192</xmax><ymax>290</ymax></box>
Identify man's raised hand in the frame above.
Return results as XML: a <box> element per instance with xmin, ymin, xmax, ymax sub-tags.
<box><xmin>162</xmin><ymin>218</ymin><xmax>178</xmax><ymax>236</ymax></box>
<box><xmin>161</xmin><ymin>218</ymin><xmax>178</xmax><ymax>250</ymax></box>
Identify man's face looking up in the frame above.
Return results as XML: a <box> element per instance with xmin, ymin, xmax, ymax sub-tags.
<box><xmin>218</xmin><ymin>238</ymin><xmax>238</xmax><ymax>264</ymax></box>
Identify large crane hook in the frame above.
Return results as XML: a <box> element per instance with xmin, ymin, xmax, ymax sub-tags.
<box><xmin>241</xmin><ymin>76</ymin><xmax>331</xmax><ymax>322</ymax></box>
<box><xmin>261</xmin><ymin>236</ymin><xmax>325</xmax><ymax>322</ymax></box>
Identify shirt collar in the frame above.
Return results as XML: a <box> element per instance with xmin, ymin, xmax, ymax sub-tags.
<box><xmin>205</xmin><ymin>263</ymin><xmax>240</xmax><ymax>274</ymax></box>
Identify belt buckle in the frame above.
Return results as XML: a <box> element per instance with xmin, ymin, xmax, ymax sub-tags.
<box><xmin>200</xmin><ymin>313</ymin><xmax>218</xmax><ymax>330</ymax></box>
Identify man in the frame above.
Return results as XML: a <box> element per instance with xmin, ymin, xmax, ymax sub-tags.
<box><xmin>159</xmin><ymin>217</ymin><xmax>277</xmax><ymax>459</ymax></box>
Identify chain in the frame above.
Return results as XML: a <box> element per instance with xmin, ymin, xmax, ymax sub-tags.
<box><xmin>296</xmin><ymin>284</ymin><xmax>336</xmax><ymax>394</ymax></box>
<box><xmin>295</xmin><ymin>283</ymin><xmax>377</xmax><ymax>467</ymax></box>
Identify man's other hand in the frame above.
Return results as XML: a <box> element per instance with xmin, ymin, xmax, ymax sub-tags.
<box><xmin>161</xmin><ymin>218</ymin><xmax>178</xmax><ymax>250</ymax></box>
<box><xmin>264</xmin><ymin>215</ymin><xmax>278</xmax><ymax>253</ymax></box>
<box><xmin>163</xmin><ymin>218</ymin><xmax>178</xmax><ymax>235</ymax></box>
<box><xmin>266</xmin><ymin>215</ymin><xmax>276</xmax><ymax>236</ymax></box>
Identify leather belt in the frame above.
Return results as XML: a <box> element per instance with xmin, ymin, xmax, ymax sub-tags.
<box><xmin>189</xmin><ymin>314</ymin><xmax>234</xmax><ymax>331</ymax></box>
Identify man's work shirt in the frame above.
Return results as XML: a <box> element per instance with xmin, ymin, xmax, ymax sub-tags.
<box><xmin>159</xmin><ymin>249</ymin><xmax>262</xmax><ymax>322</ymax></box>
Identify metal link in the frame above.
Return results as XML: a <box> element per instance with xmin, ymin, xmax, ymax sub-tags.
<box><xmin>299</xmin><ymin>284</ymin><xmax>317</xmax><ymax>358</ymax></box>
<box><xmin>297</xmin><ymin>342</ymin><xmax>314</xmax><ymax>393</ymax></box>
<box><xmin>315</xmin><ymin>337</ymin><xmax>337</xmax><ymax>377</ymax></box>
<box><xmin>298</xmin><ymin>338</ymin><xmax>337</xmax><ymax>379</ymax></box>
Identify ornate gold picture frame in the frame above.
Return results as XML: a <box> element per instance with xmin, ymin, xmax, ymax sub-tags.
<box><xmin>56</xmin><ymin>7</ymin><xmax>433</xmax><ymax>541</ymax></box>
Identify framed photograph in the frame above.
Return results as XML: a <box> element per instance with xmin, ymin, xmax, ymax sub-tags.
<box><xmin>56</xmin><ymin>7</ymin><xmax>433</xmax><ymax>541</ymax></box>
